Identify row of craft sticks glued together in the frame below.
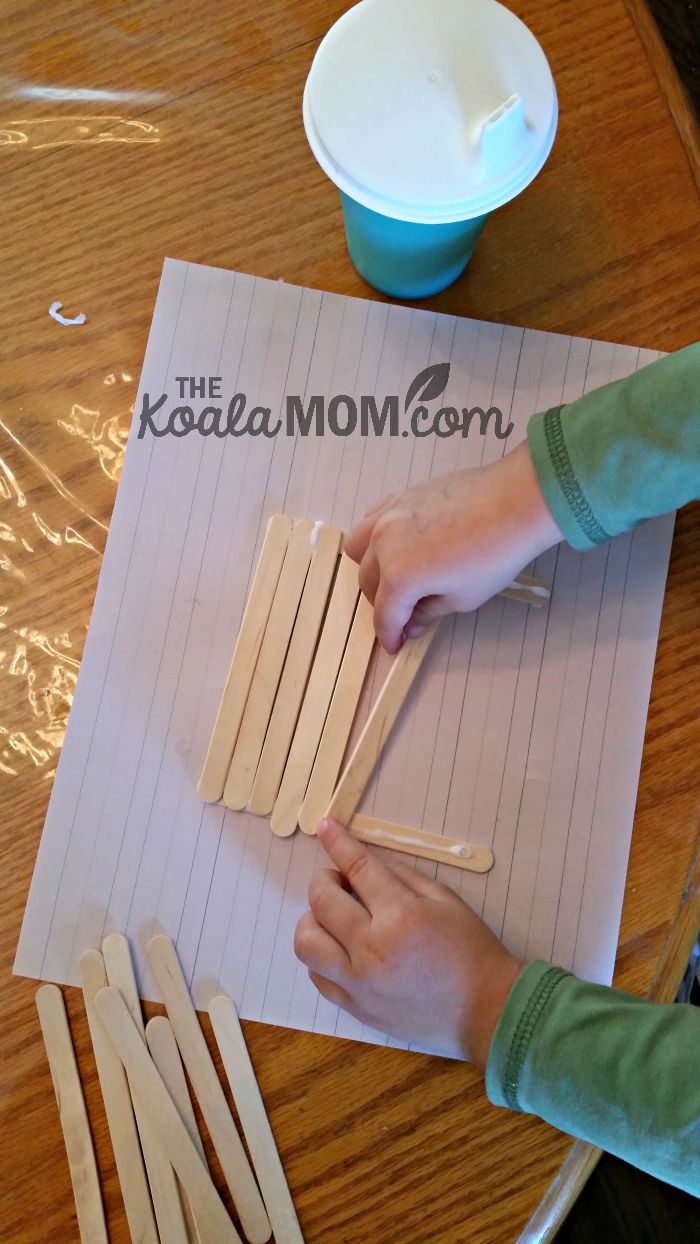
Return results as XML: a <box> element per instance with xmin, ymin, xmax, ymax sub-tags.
<box><xmin>37</xmin><ymin>933</ymin><xmax>304</xmax><ymax>1244</ymax></box>
<box><xmin>198</xmin><ymin>514</ymin><xmax>551</xmax><ymax>872</ymax></box>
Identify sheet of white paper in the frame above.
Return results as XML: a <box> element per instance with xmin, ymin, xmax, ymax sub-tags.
<box><xmin>15</xmin><ymin>258</ymin><xmax>674</xmax><ymax>1052</ymax></box>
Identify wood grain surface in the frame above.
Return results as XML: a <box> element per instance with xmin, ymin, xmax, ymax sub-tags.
<box><xmin>1</xmin><ymin>2</ymin><xmax>698</xmax><ymax>1242</ymax></box>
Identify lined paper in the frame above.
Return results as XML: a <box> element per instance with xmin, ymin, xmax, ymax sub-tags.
<box><xmin>15</xmin><ymin>258</ymin><xmax>673</xmax><ymax>1053</ymax></box>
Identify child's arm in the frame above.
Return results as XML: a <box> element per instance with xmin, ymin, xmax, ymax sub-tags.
<box><xmin>487</xmin><ymin>960</ymin><xmax>700</xmax><ymax>1197</ymax></box>
<box><xmin>527</xmin><ymin>341</ymin><xmax>700</xmax><ymax>549</ymax></box>
<box><xmin>295</xmin><ymin>821</ymin><xmax>700</xmax><ymax>1197</ymax></box>
<box><xmin>346</xmin><ymin>342</ymin><xmax>700</xmax><ymax>652</ymax></box>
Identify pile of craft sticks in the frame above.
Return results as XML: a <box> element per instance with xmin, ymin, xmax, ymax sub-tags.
<box><xmin>198</xmin><ymin>514</ymin><xmax>548</xmax><ymax>872</ymax></box>
<box><xmin>35</xmin><ymin>933</ymin><xmax>303</xmax><ymax>1244</ymax></box>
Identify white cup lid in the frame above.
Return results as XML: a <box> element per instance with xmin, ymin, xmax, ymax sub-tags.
<box><xmin>303</xmin><ymin>0</ymin><xmax>558</xmax><ymax>223</ymax></box>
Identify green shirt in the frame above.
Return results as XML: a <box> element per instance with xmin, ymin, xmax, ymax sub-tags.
<box><xmin>486</xmin><ymin>344</ymin><xmax>700</xmax><ymax>1195</ymax></box>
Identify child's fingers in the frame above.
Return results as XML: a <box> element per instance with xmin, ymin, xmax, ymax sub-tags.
<box><xmin>357</xmin><ymin>547</ymin><xmax>380</xmax><ymax>605</ymax></box>
<box><xmin>308</xmin><ymin>867</ymin><xmax>369</xmax><ymax>947</ymax></box>
<box><xmin>373</xmin><ymin>576</ymin><xmax>415</xmax><ymax>653</ymax></box>
<box><xmin>407</xmin><ymin>595</ymin><xmax>447</xmax><ymax>629</ymax></box>
<box><xmin>308</xmin><ymin>970</ymin><xmax>356</xmax><ymax>1012</ymax></box>
<box><xmin>316</xmin><ymin>819</ymin><xmax>407</xmax><ymax>912</ymax></box>
<box><xmin>343</xmin><ymin>495</ymin><xmax>397</xmax><ymax>562</ymax></box>
<box><xmin>387</xmin><ymin>859</ymin><xmax>456</xmax><ymax>903</ymax></box>
<box><xmin>404</xmin><ymin>623</ymin><xmax>426</xmax><ymax>640</ymax></box>
<box><xmin>344</xmin><ymin>515</ymin><xmax>378</xmax><ymax>564</ymax></box>
<box><xmin>294</xmin><ymin>911</ymin><xmax>351</xmax><ymax>983</ymax></box>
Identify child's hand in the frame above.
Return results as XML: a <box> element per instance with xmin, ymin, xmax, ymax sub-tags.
<box><xmin>344</xmin><ymin>441</ymin><xmax>562</xmax><ymax>652</ymax></box>
<box><xmin>294</xmin><ymin>820</ymin><xmax>522</xmax><ymax>1066</ymax></box>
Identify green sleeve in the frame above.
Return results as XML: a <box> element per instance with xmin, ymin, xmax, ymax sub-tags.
<box><xmin>485</xmin><ymin>961</ymin><xmax>700</xmax><ymax>1196</ymax></box>
<box><xmin>527</xmin><ymin>343</ymin><xmax>700</xmax><ymax>550</ymax></box>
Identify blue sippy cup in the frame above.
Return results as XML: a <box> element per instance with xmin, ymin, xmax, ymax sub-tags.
<box><xmin>303</xmin><ymin>0</ymin><xmax>558</xmax><ymax>300</ymax></box>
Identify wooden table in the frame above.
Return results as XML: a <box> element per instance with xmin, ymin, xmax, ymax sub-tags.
<box><xmin>1</xmin><ymin>2</ymin><xmax>698</xmax><ymax>1241</ymax></box>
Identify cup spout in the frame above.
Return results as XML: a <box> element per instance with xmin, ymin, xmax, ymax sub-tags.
<box><xmin>476</xmin><ymin>93</ymin><xmax>529</xmax><ymax>178</ymax></box>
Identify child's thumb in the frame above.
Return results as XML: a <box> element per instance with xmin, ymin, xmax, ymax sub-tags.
<box><xmin>373</xmin><ymin>579</ymin><xmax>416</xmax><ymax>653</ymax></box>
<box><xmin>406</xmin><ymin>595</ymin><xmax>447</xmax><ymax>632</ymax></box>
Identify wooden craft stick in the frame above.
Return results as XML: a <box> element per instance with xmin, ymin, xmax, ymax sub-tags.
<box><xmin>79</xmin><ymin>950</ymin><xmax>159</xmax><ymax>1244</ymax></box>
<box><xmin>271</xmin><ymin>554</ymin><xmax>361</xmax><ymax>837</ymax></box>
<box><xmin>224</xmin><ymin>519</ymin><xmax>315</xmax><ymax>810</ymax></box>
<box><xmin>103</xmin><ymin>933</ymin><xmax>189</xmax><ymax>1244</ymax></box>
<box><xmin>249</xmin><ymin>523</ymin><xmax>343</xmax><ymax>815</ymax></box>
<box><xmin>502</xmin><ymin>573</ymin><xmax>551</xmax><ymax>606</ymax></box>
<box><xmin>299</xmin><ymin>592</ymin><xmax>376</xmax><ymax>834</ymax></box>
<box><xmin>146</xmin><ymin>935</ymin><xmax>271</xmax><ymax>1244</ymax></box>
<box><xmin>198</xmin><ymin>514</ymin><xmax>292</xmax><ymax>803</ymax></box>
<box><xmin>209</xmin><ymin>995</ymin><xmax>305</xmax><ymax>1244</ymax></box>
<box><xmin>95</xmin><ymin>987</ymin><xmax>243</xmax><ymax>1244</ymax></box>
<box><xmin>326</xmin><ymin>622</ymin><xmax>439</xmax><ymax>827</ymax></box>
<box><xmin>146</xmin><ymin>1016</ymin><xmax>208</xmax><ymax>1160</ymax></box>
<box><xmin>147</xmin><ymin>1016</ymin><xmax>207</xmax><ymax>1244</ymax></box>
<box><xmin>350</xmin><ymin>815</ymin><xmax>494</xmax><ymax>872</ymax></box>
<box><xmin>35</xmin><ymin>985</ymin><xmax>108</xmax><ymax>1244</ymax></box>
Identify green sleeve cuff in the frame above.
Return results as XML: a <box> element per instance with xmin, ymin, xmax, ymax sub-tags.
<box><xmin>485</xmin><ymin>961</ymin><xmax>569</xmax><ymax>1108</ymax></box>
<box><xmin>527</xmin><ymin>410</ymin><xmax>609</xmax><ymax>550</ymax></box>
<box><xmin>485</xmin><ymin>959</ymin><xmax>700</xmax><ymax>1196</ymax></box>
<box><xmin>527</xmin><ymin>343</ymin><xmax>700</xmax><ymax>551</ymax></box>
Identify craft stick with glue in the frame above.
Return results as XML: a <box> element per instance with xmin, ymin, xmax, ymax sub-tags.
<box><xmin>326</xmin><ymin>622</ymin><xmax>439</xmax><ymax>826</ymax></box>
<box><xmin>224</xmin><ymin>519</ymin><xmax>315</xmax><ymax>810</ymax></box>
<box><xmin>299</xmin><ymin>592</ymin><xmax>376</xmax><ymax>834</ymax></box>
<box><xmin>350</xmin><ymin>815</ymin><xmax>493</xmax><ymax>872</ymax></box>
<box><xmin>95</xmin><ymin>986</ymin><xmax>244</xmax><ymax>1244</ymax></box>
<box><xmin>210</xmin><ymin>994</ymin><xmax>305</xmax><ymax>1244</ymax></box>
<box><xmin>146</xmin><ymin>934</ymin><xmax>271</xmax><ymax>1244</ymax></box>
<box><xmin>198</xmin><ymin>514</ymin><xmax>292</xmax><ymax>803</ymax></box>
<box><xmin>249</xmin><ymin>522</ymin><xmax>342</xmax><ymax>815</ymax></box>
<box><xmin>502</xmin><ymin>573</ymin><xmax>551</xmax><ymax>606</ymax></box>
<box><xmin>79</xmin><ymin>949</ymin><xmax>159</xmax><ymax>1244</ymax></box>
<box><xmin>35</xmin><ymin>984</ymin><xmax>108</xmax><ymax>1244</ymax></box>
<box><xmin>103</xmin><ymin>933</ymin><xmax>189</xmax><ymax>1244</ymax></box>
<box><xmin>271</xmin><ymin>553</ymin><xmax>361</xmax><ymax>836</ymax></box>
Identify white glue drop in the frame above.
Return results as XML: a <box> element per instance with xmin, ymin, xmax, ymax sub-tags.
<box><xmin>310</xmin><ymin>520</ymin><xmax>324</xmax><ymax>549</ymax></box>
